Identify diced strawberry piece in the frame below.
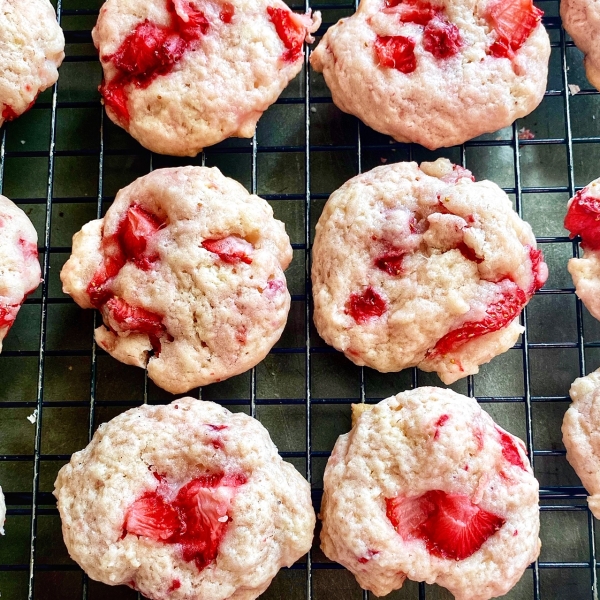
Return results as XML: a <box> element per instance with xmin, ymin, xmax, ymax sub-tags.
<box><xmin>429</xmin><ymin>283</ymin><xmax>527</xmax><ymax>357</ymax></box>
<box><xmin>202</xmin><ymin>235</ymin><xmax>253</xmax><ymax>264</ymax></box>
<box><xmin>124</xmin><ymin>494</ymin><xmax>180</xmax><ymax>540</ymax></box>
<box><xmin>374</xmin><ymin>252</ymin><xmax>405</xmax><ymax>275</ymax></box>
<box><xmin>417</xmin><ymin>490</ymin><xmax>505</xmax><ymax>560</ymax></box>
<box><xmin>386</xmin><ymin>494</ymin><xmax>435</xmax><ymax>540</ymax></box>
<box><xmin>118</xmin><ymin>204</ymin><xmax>165</xmax><ymax>264</ymax></box>
<box><xmin>387</xmin><ymin>491</ymin><xmax>504</xmax><ymax>559</ymax></box>
<box><xmin>564</xmin><ymin>188</ymin><xmax>600</xmax><ymax>251</ymax></box>
<box><xmin>375</xmin><ymin>35</ymin><xmax>417</xmax><ymax>73</ymax></box>
<box><xmin>123</xmin><ymin>472</ymin><xmax>246</xmax><ymax>571</ymax></box>
<box><xmin>485</xmin><ymin>0</ymin><xmax>543</xmax><ymax>58</ymax></box>
<box><xmin>346</xmin><ymin>286</ymin><xmax>388</xmax><ymax>323</ymax></box>
<box><xmin>357</xmin><ymin>549</ymin><xmax>379</xmax><ymax>563</ymax></box>
<box><xmin>207</xmin><ymin>424</ymin><xmax>228</xmax><ymax>431</ymax></box>
<box><xmin>0</xmin><ymin>304</ymin><xmax>18</xmax><ymax>330</ymax></box>
<box><xmin>169</xmin><ymin>580</ymin><xmax>181</xmax><ymax>592</ymax></box>
<box><xmin>105</xmin><ymin>297</ymin><xmax>165</xmax><ymax>338</ymax></box>
<box><xmin>434</xmin><ymin>414</ymin><xmax>450</xmax><ymax>439</ymax></box>
<box><xmin>99</xmin><ymin>79</ymin><xmax>130</xmax><ymax>123</ymax></box>
<box><xmin>526</xmin><ymin>245</ymin><xmax>547</xmax><ymax>295</ymax></box>
<box><xmin>110</xmin><ymin>21</ymin><xmax>184</xmax><ymax>79</ymax></box>
<box><xmin>457</xmin><ymin>242</ymin><xmax>483</xmax><ymax>264</ymax></box>
<box><xmin>2</xmin><ymin>105</ymin><xmax>19</xmax><ymax>122</ymax></box>
<box><xmin>220</xmin><ymin>2</ymin><xmax>235</xmax><ymax>23</ymax></box>
<box><xmin>423</xmin><ymin>17</ymin><xmax>462</xmax><ymax>59</ymax></box>
<box><xmin>175</xmin><ymin>6</ymin><xmax>210</xmax><ymax>41</ymax></box>
<box><xmin>496</xmin><ymin>427</ymin><xmax>526</xmax><ymax>470</ymax></box>
<box><xmin>385</xmin><ymin>0</ymin><xmax>438</xmax><ymax>24</ymax></box>
<box><xmin>267</xmin><ymin>6</ymin><xmax>306</xmax><ymax>62</ymax></box>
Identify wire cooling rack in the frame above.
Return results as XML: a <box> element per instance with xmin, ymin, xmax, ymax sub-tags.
<box><xmin>0</xmin><ymin>0</ymin><xmax>599</xmax><ymax>598</ymax></box>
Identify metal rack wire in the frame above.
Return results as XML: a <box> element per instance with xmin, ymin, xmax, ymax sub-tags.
<box><xmin>0</xmin><ymin>0</ymin><xmax>598</xmax><ymax>598</ymax></box>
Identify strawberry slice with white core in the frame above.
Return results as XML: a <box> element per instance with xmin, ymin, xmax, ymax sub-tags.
<box><xmin>485</xmin><ymin>0</ymin><xmax>543</xmax><ymax>58</ymax></box>
<box><xmin>202</xmin><ymin>235</ymin><xmax>254</xmax><ymax>264</ymax></box>
<box><xmin>386</xmin><ymin>490</ymin><xmax>505</xmax><ymax>560</ymax></box>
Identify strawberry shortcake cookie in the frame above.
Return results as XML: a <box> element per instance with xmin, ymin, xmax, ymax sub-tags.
<box><xmin>0</xmin><ymin>0</ymin><xmax>65</xmax><ymax>126</ymax></box>
<box><xmin>561</xmin><ymin>0</ymin><xmax>600</xmax><ymax>90</ymax></box>
<box><xmin>92</xmin><ymin>0</ymin><xmax>320</xmax><ymax>156</ymax></box>
<box><xmin>310</xmin><ymin>0</ymin><xmax>549</xmax><ymax>149</ymax></box>
<box><xmin>0</xmin><ymin>195</ymin><xmax>41</xmax><ymax>353</ymax></box>
<box><xmin>321</xmin><ymin>387</ymin><xmax>540</xmax><ymax>599</ymax></box>
<box><xmin>54</xmin><ymin>398</ymin><xmax>315</xmax><ymax>599</ymax></box>
<box><xmin>564</xmin><ymin>178</ymin><xmax>600</xmax><ymax>322</ymax></box>
<box><xmin>60</xmin><ymin>166</ymin><xmax>292</xmax><ymax>394</ymax></box>
<box><xmin>563</xmin><ymin>367</ymin><xmax>600</xmax><ymax>517</ymax></box>
<box><xmin>312</xmin><ymin>159</ymin><xmax>547</xmax><ymax>384</ymax></box>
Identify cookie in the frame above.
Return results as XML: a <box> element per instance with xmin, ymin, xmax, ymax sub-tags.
<box><xmin>321</xmin><ymin>387</ymin><xmax>540</xmax><ymax>599</ymax></box>
<box><xmin>0</xmin><ymin>195</ymin><xmax>41</xmax><ymax>353</ymax></box>
<box><xmin>60</xmin><ymin>166</ymin><xmax>292</xmax><ymax>394</ymax></box>
<box><xmin>54</xmin><ymin>398</ymin><xmax>315</xmax><ymax>599</ymax></box>
<box><xmin>92</xmin><ymin>0</ymin><xmax>320</xmax><ymax>156</ymax></box>
<box><xmin>564</xmin><ymin>179</ymin><xmax>600</xmax><ymax>321</ymax></box>
<box><xmin>310</xmin><ymin>0</ymin><xmax>549</xmax><ymax>149</ymax></box>
<box><xmin>0</xmin><ymin>0</ymin><xmax>65</xmax><ymax>126</ymax></box>
<box><xmin>561</xmin><ymin>0</ymin><xmax>600</xmax><ymax>90</ymax></box>
<box><xmin>563</xmin><ymin>368</ymin><xmax>600</xmax><ymax>517</ymax></box>
<box><xmin>311</xmin><ymin>159</ymin><xmax>547</xmax><ymax>384</ymax></box>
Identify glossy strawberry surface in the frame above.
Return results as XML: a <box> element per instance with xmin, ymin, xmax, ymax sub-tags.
<box><xmin>386</xmin><ymin>490</ymin><xmax>505</xmax><ymax>560</ymax></box>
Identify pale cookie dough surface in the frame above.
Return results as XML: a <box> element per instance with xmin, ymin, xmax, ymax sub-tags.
<box><xmin>0</xmin><ymin>195</ymin><xmax>41</xmax><ymax>353</ymax></box>
<box><xmin>93</xmin><ymin>0</ymin><xmax>320</xmax><ymax>156</ymax></box>
<box><xmin>321</xmin><ymin>387</ymin><xmax>540</xmax><ymax>600</ymax></box>
<box><xmin>310</xmin><ymin>0</ymin><xmax>549</xmax><ymax>149</ymax></box>
<box><xmin>561</xmin><ymin>0</ymin><xmax>600</xmax><ymax>90</ymax></box>
<box><xmin>54</xmin><ymin>398</ymin><xmax>315</xmax><ymax>600</ymax></box>
<box><xmin>563</xmin><ymin>368</ymin><xmax>600</xmax><ymax>518</ymax></box>
<box><xmin>0</xmin><ymin>0</ymin><xmax>65</xmax><ymax>126</ymax></box>
<box><xmin>312</xmin><ymin>159</ymin><xmax>547</xmax><ymax>384</ymax></box>
<box><xmin>565</xmin><ymin>178</ymin><xmax>600</xmax><ymax>321</ymax></box>
<box><xmin>60</xmin><ymin>166</ymin><xmax>292</xmax><ymax>394</ymax></box>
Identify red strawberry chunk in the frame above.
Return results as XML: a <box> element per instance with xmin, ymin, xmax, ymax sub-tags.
<box><xmin>105</xmin><ymin>297</ymin><xmax>165</xmax><ymax>338</ymax></box>
<box><xmin>267</xmin><ymin>6</ymin><xmax>306</xmax><ymax>62</ymax></box>
<box><xmin>423</xmin><ymin>17</ymin><xmax>462</xmax><ymax>59</ymax></box>
<box><xmin>564</xmin><ymin>188</ymin><xmax>600</xmax><ymax>251</ymax></box>
<box><xmin>0</xmin><ymin>304</ymin><xmax>18</xmax><ymax>330</ymax></box>
<box><xmin>526</xmin><ymin>245</ymin><xmax>547</xmax><ymax>295</ymax></box>
<box><xmin>202</xmin><ymin>235</ymin><xmax>253</xmax><ymax>264</ymax></box>
<box><xmin>374</xmin><ymin>252</ymin><xmax>405</xmax><ymax>275</ymax></box>
<box><xmin>2</xmin><ymin>105</ymin><xmax>19</xmax><ymax>122</ymax></box>
<box><xmin>220</xmin><ymin>2</ymin><xmax>235</xmax><ymax>23</ymax></box>
<box><xmin>429</xmin><ymin>283</ymin><xmax>527</xmax><ymax>357</ymax></box>
<box><xmin>375</xmin><ymin>35</ymin><xmax>417</xmax><ymax>73</ymax></box>
<box><xmin>123</xmin><ymin>472</ymin><xmax>246</xmax><ymax>571</ymax></box>
<box><xmin>457</xmin><ymin>241</ymin><xmax>483</xmax><ymax>264</ymax></box>
<box><xmin>118</xmin><ymin>204</ymin><xmax>165</xmax><ymax>265</ymax></box>
<box><xmin>387</xmin><ymin>491</ymin><xmax>504</xmax><ymax>560</ymax></box>
<box><xmin>418</xmin><ymin>490</ymin><xmax>505</xmax><ymax>559</ymax></box>
<box><xmin>434</xmin><ymin>413</ymin><xmax>450</xmax><ymax>439</ymax></box>
<box><xmin>385</xmin><ymin>0</ymin><xmax>438</xmax><ymax>24</ymax></box>
<box><xmin>496</xmin><ymin>427</ymin><xmax>526</xmax><ymax>470</ymax></box>
<box><xmin>346</xmin><ymin>286</ymin><xmax>388</xmax><ymax>323</ymax></box>
<box><xmin>100</xmin><ymin>0</ymin><xmax>209</xmax><ymax>124</ymax></box>
<box><xmin>485</xmin><ymin>0</ymin><xmax>543</xmax><ymax>58</ymax></box>
<box><xmin>124</xmin><ymin>494</ymin><xmax>180</xmax><ymax>540</ymax></box>
<box><xmin>386</xmin><ymin>494</ymin><xmax>435</xmax><ymax>540</ymax></box>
